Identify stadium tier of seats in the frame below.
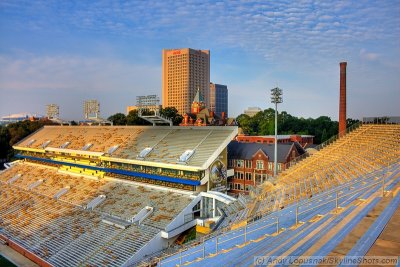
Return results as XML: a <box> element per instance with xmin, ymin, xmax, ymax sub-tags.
<box><xmin>153</xmin><ymin>161</ymin><xmax>400</xmax><ymax>266</ymax></box>
<box><xmin>15</xmin><ymin>126</ymin><xmax>237</xmax><ymax>168</ymax></box>
<box><xmin>141</xmin><ymin>123</ymin><xmax>399</xmax><ymax>266</ymax></box>
<box><xmin>2</xmin><ymin>123</ymin><xmax>398</xmax><ymax>267</ymax></box>
<box><xmin>250</xmin><ymin>124</ymin><xmax>400</xmax><ymax>218</ymax></box>
<box><xmin>0</xmin><ymin>161</ymin><xmax>194</xmax><ymax>267</ymax></box>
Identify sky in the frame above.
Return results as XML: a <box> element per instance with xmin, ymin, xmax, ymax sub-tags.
<box><xmin>0</xmin><ymin>0</ymin><xmax>399</xmax><ymax>121</ymax></box>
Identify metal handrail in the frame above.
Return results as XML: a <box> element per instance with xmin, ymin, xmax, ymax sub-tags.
<box><xmin>248</xmin><ymin>158</ymin><xmax>398</xmax><ymax>229</ymax></box>
<box><xmin>283</xmin><ymin>121</ymin><xmax>363</xmax><ymax>171</ymax></box>
<box><xmin>150</xmin><ymin>167</ymin><xmax>395</xmax><ymax>267</ymax></box>
<box><xmin>141</xmin><ymin>126</ymin><xmax>398</xmax><ymax>266</ymax></box>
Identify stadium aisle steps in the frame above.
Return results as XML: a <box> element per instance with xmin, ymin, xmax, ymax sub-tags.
<box><xmin>48</xmin><ymin>222</ymin><xmax>124</xmax><ymax>266</ymax></box>
<box><xmin>157</xmin><ymin>162</ymin><xmax>399</xmax><ymax>267</ymax></box>
<box><xmin>341</xmin><ymin>192</ymin><xmax>400</xmax><ymax>260</ymax></box>
<box><xmin>292</xmin><ymin>198</ymin><xmax>381</xmax><ymax>262</ymax></box>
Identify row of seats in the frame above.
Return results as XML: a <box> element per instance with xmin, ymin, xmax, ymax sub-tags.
<box><xmin>252</xmin><ymin>124</ymin><xmax>400</xmax><ymax>217</ymax></box>
<box><xmin>153</xmin><ymin>162</ymin><xmax>399</xmax><ymax>267</ymax></box>
<box><xmin>0</xmin><ymin>161</ymin><xmax>196</xmax><ymax>266</ymax></box>
<box><xmin>17</xmin><ymin>126</ymin><xmax>235</xmax><ymax>167</ymax></box>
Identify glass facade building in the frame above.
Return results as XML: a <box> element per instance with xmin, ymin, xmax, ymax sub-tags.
<box><xmin>209</xmin><ymin>83</ymin><xmax>228</xmax><ymax>118</ymax></box>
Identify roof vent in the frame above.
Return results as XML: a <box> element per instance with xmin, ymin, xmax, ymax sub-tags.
<box><xmin>27</xmin><ymin>139</ymin><xmax>36</xmax><ymax>146</ymax></box>
<box><xmin>108</xmin><ymin>145</ymin><xmax>119</xmax><ymax>155</ymax></box>
<box><xmin>82</xmin><ymin>143</ymin><xmax>93</xmax><ymax>151</ymax></box>
<box><xmin>41</xmin><ymin>140</ymin><xmax>51</xmax><ymax>149</ymax></box>
<box><xmin>60</xmin><ymin>141</ymin><xmax>70</xmax><ymax>149</ymax></box>
<box><xmin>178</xmin><ymin>149</ymin><xmax>194</xmax><ymax>164</ymax></box>
<box><xmin>137</xmin><ymin>147</ymin><xmax>153</xmax><ymax>160</ymax></box>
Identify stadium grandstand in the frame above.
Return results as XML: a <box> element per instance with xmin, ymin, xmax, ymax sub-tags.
<box><xmin>142</xmin><ymin>122</ymin><xmax>400</xmax><ymax>266</ymax></box>
<box><xmin>0</xmin><ymin>125</ymin><xmax>247</xmax><ymax>266</ymax></box>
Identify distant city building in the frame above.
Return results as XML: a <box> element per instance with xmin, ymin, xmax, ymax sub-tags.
<box><xmin>82</xmin><ymin>100</ymin><xmax>111</xmax><ymax>125</ymax></box>
<box><xmin>180</xmin><ymin>89</ymin><xmax>236</xmax><ymax>127</ymax></box>
<box><xmin>162</xmin><ymin>48</ymin><xmax>210</xmax><ymax>115</ymax></box>
<box><xmin>136</xmin><ymin>95</ymin><xmax>160</xmax><ymax>107</ymax></box>
<box><xmin>126</xmin><ymin>95</ymin><xmax>162</xmax><ymax>114</ymax></box>
<box><xmin>46</xmin><ymin>104</ymin><xmax>59</xmax><ymax>119</ymax></box>
<box><xmin>236</xmin><ymin>134</ymin><xmax>314</xmax><ymax>148</ymax></box>
<box><xmin>1</xmin><ymin>113</ymin><xmax>44</xmax><ymax>123</ymax></box>
<box><xmin>209</xmin><ymin>83</ymin><xmax>228</xmax><ymax>118</ymax></box>
<box><xmin>126</xmin><ymin>106</ymin><xmax>138</xmax><ymax>114</ymax></box>
<box><xmin>244</xmin><ymin>107</ymin><xmax>262</xmax><ymax>117</ymax></box>
<box><xmin>136</xmin><ymin>95</ymin><xmax>162</xmax><ymax>113</ymax></box>
<box><xmin>83</xmin><ymin>100</ymin><xmax>100</xmax><ymax>120</ymax></box>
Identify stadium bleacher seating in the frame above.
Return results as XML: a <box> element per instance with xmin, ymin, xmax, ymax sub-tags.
<box><xmin>0</xmin><ymin>161</ymin><xmax>194</xmax><ymax>267</ymax></box>
<box><xmin>154</xmin><ymin>161</ymin><xmax>399</xmax><ymax>267</ymax></box>
<box><xmin>250</xmin><ymin>124</ymin><xmax>400</xmax><ymax>217</ymax></box>
<box><xmin>143</xmin><ymin>124</ymin><xmax>400</xmax><ymax>266</ymax></box>
<box><xmin>16</xmin><ymin>126</ymin><xmax>236</xmax><ymax>168</ymax></box>
<box><xmin>2</xmin><ymin>123</ymin><xmax>399</xmax><ymax>267</ymax></box>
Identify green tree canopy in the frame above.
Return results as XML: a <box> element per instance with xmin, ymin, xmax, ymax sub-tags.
<box><xmin>126</xmin><ymin>110</ymin><xmax>151</xmax><ymax>125</ymax></box>
<box><xmin>108</xmin><ymin>113</ymin><xmax>127</xmax><ymax>125</ymax></box>
<box><xmin>0</xmin><ymin>120</ymin><xmax>57</xmax><ymax>167</ymax></box>
<box><xmin>160</xmin><ymin>107</ymin><xmax>183</xmax><ymax>126</ymax></box>
<box><xmin>236</xmin><ymin>109</ymin><xmax>357</xmax><ymax>144</ymax></box>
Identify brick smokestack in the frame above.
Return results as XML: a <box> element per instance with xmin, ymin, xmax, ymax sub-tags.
<box><xmin>339</xmin><ymin>62</ymin><xmax>347</xmax><ymax>136</ymax></box>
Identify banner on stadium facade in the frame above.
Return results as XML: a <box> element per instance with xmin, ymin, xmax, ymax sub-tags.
<box><xmin>208</xmin><ymin>159</ymin><xmax>227</xmax><ymax>193</ymax></box>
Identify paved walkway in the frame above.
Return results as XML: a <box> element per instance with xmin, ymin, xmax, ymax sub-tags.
<box><xmin>365</xmin><ymin>206</ymin><xmax>400</xmax><ymax>257</ymax></box>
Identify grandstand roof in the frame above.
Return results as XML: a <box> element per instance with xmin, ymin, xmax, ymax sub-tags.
<box><xmin>227</xmin><ymin>141</ymin><xmax>305</xmax><ymax>162</ymax></box>
<box><xmin>14</xmin><ymin>126</ymin><xmax>238</xmax><ymax>171</ymax></box>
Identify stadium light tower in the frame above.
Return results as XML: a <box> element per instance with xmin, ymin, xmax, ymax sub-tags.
<box><xmin>271</xmin><ymin>87</ymin><xmax>283</xmax><ymax>177</ymax></box>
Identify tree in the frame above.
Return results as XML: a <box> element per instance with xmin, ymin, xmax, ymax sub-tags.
<box><xmin>321</xmin><ymin>129</ymin><xmax>328</xmax><ymax>143</ymax></box>
<box><xmin>108</xmin><ymin>113</ymin><xmax>127</xmax><ymax>125</ymax></box>
<box><xmin>160</xmin><ymin>107</ymin><xmax>183</xmax><ymax>126</ymax></box>
<box><xmin>235</xmin><ymin>109</ymin><xmax>348</xmax><ymax>144</ymax></box>
<box><xmin>126</xmin><ymin>110</ymin><xmax>150</xmax><ymax>125</ymax></box>
<box><xmin>0</xmin><ymin>120</ymin><xmax>56</xmax><ymax>167</ymax></box>
<box><xmin>236</xmin><ymin>114</ymin><xmax>252</xmax><ymax>134</ymax></box>
<box><xmin>0</xmin><ymin>126</ymin><xmax>10</xmax><ymax>160</ymax></box>
<box><xmin>346</xmin><ymin>118</ymin><xmax>360</xmax><ymax>128</ymax></box>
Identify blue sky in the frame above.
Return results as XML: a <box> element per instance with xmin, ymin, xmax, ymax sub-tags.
<box><xmin>0</xmin><ymin>0</ymin><xmax>399</xmax><ymax>121</ymax></box>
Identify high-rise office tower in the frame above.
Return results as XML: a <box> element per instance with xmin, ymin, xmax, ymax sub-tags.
<box><xmin>209</xmin><ymin>83</ymin><xmax>228</xmax><ymax>118</ymax></box>
<box><xmin>162</xmin><ymin>48</ymin><xmax>210</xmax><ymax>115</ymax></box>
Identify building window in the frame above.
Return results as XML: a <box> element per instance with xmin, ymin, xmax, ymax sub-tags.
<box><xmin>235</xmin><ymin>172</ymin><xmax>244</xmax><ymax>179</ymax></box>
<box><xmin>255</xmin><ymin>173</ymin><xmax>262</xmax><ymax>183</ymax></box>
<box><xmin>278</xmin><ymin>163</ymin><xmax>282</xmax><ymax>171</ymax></box>
<box><xmin>245</xmin><ymin>160</ymin><xmax>252</xmax><ymax>168</ymax></box>
<box><xmin>268</xmin><ymin>162</ymin><xmax>273</xmax><ymax>170</ymax></box>
<box><xmin>256</xmin><ymin>160</ymin><xmax>264</xmax><ymax>170</ymax></box>
<box><xmin>234</xmin><ymin>183</ymin><xmax>243</xmax><ymax>190</ymax></box>
<box><xmin>245</xmin><ymin>172</ymin><xmax>252</xmax><ymax>180</ymax></box>
<box><xmin>228</xmin><ymin>159</ymin><xmax>233</xmax><ymax>168</ymax></box>
<box><xmin>237</xmin><ymin>160</ymin><xmax>244</xmax><ymax>168</ymax></box>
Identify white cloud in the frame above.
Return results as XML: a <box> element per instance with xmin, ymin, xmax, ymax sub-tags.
<box><xmin>1</xmin><ymin>0</ymin><xmax>399</xmax><ymax>119</ymax></box>
<box><xmin>0</xmin><ymin>55</ymin><xmax>160</xmax><ymax>92</ymax></box>
<box><xmin>359</xmin><ymin>49</ymin><xmax>379</xmax><ymax>62</ymax></box>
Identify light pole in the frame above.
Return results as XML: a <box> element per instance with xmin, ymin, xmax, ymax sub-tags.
<box><xmin>271</xmin><ymin>87</ymin><xmax>283</xmax><ymax>177</ymax></box>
